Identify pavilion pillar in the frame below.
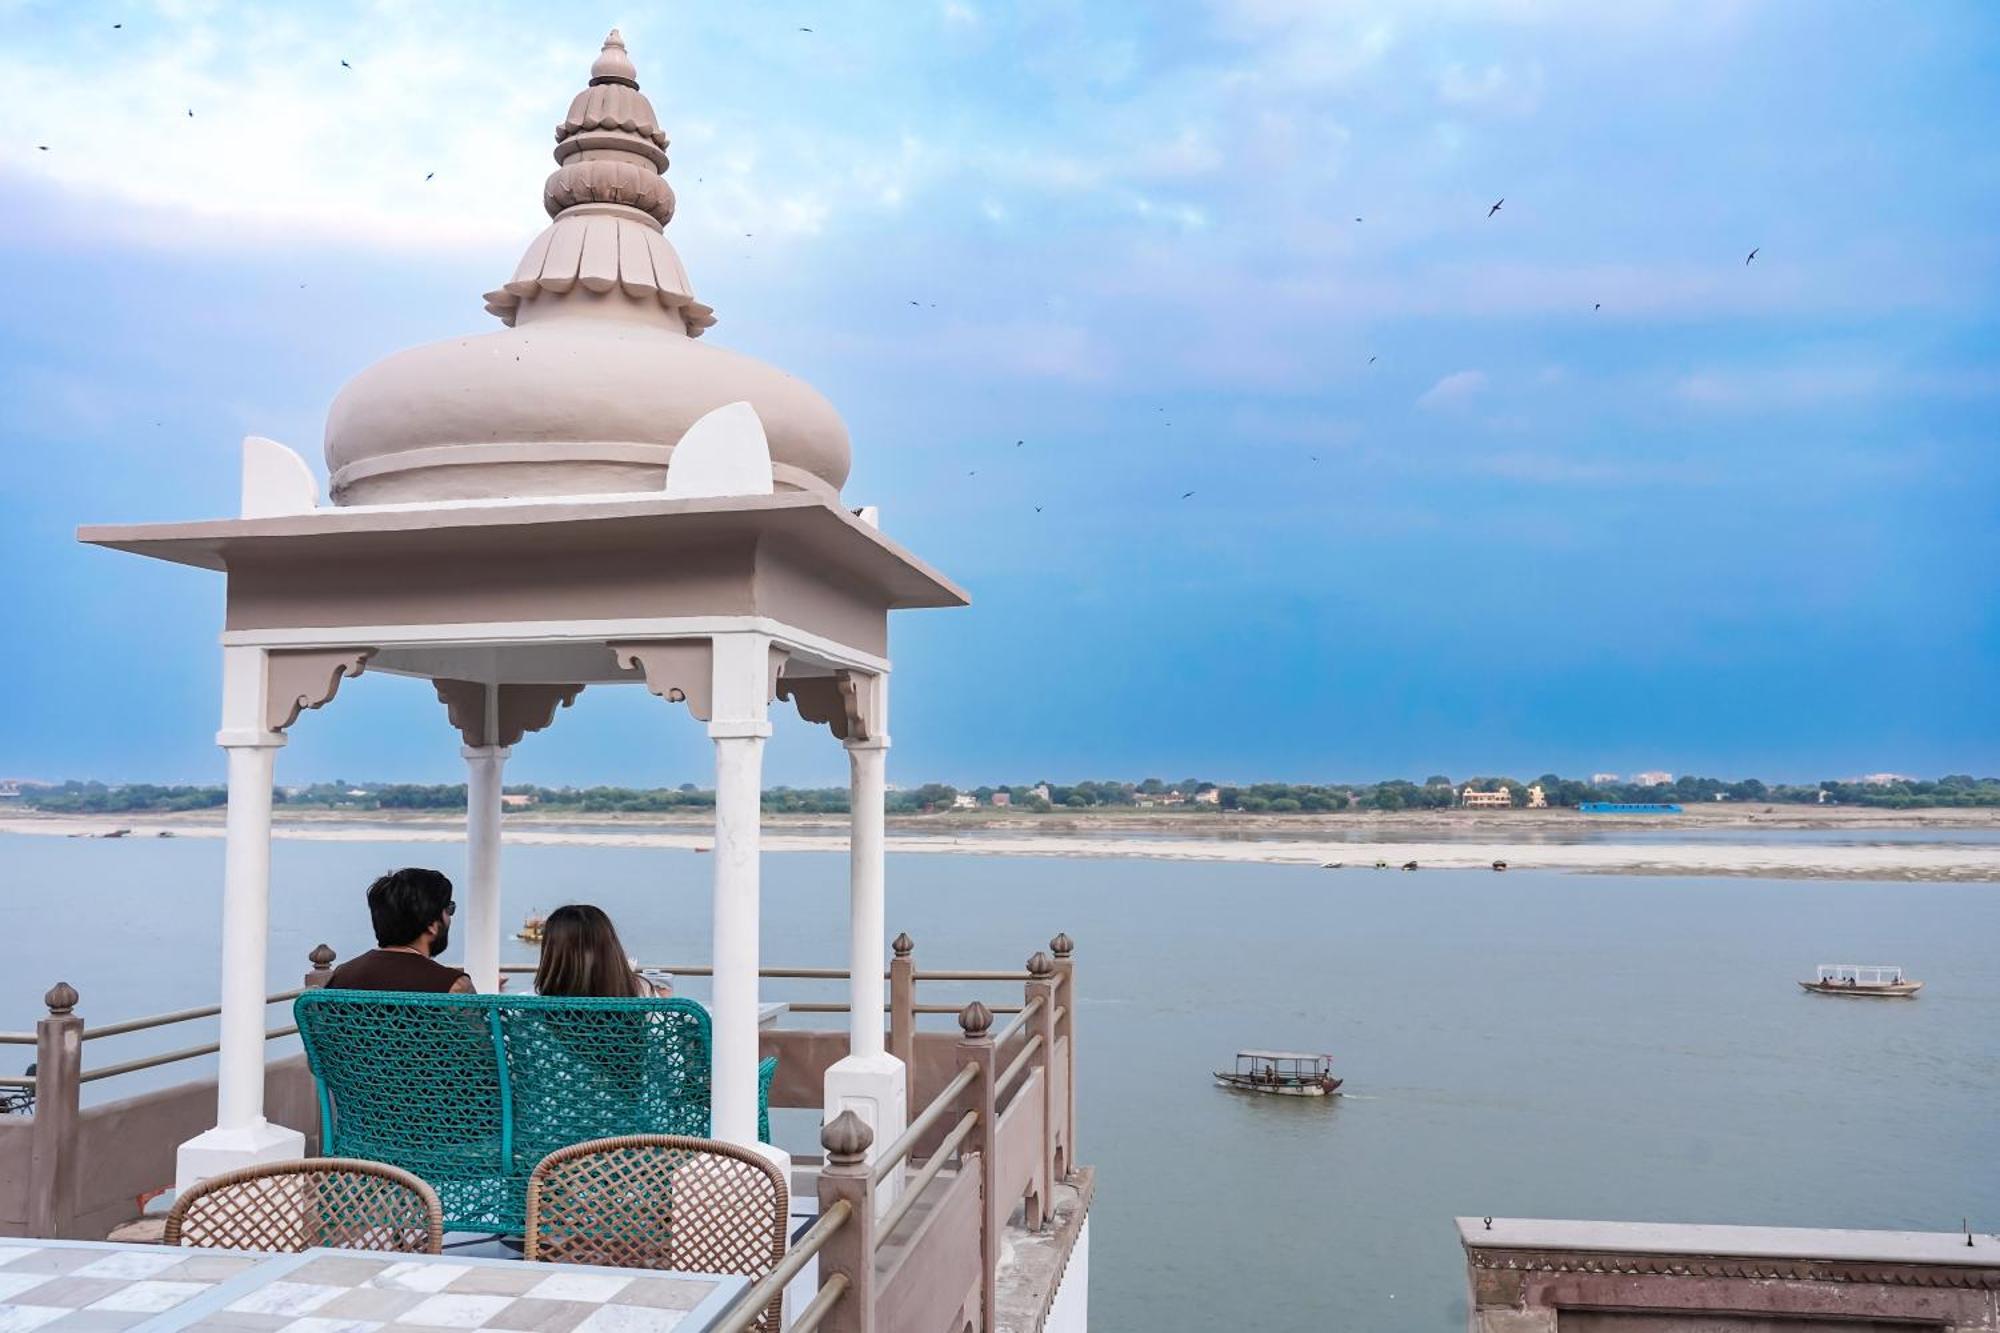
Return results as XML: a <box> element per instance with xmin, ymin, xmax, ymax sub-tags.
<box><xmin>707</xmin><ymin>632</ymin><xmax>779</xmax><ymax>1159</ymax></box>
<box><xmin>823</xmin><ymin>672</ymin><xmax>905</xmax><ymax>1206</ymax></box>
<box><xmin>176</xmin><ymin>646</ymin><xmax>304</xmax><ymax>1189</ymax></box>
<box><xmin>461</xmin><ymin>736</ymin><xmax>510</xmax><ymax>994</ymax></box>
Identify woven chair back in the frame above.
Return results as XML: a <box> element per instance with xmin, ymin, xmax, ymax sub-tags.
<box><xmin>164</xmin><ymin>1158</ymin><xmax>443</xmax><ymax>1254</ymax></box>
<box><xmin>525</xmin><ymin>1135</ymin><xmax>788</xmax><ymax>1332</ymax></box>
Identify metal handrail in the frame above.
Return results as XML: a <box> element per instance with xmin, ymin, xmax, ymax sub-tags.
<box><xmin>786</xmin><ymin>1272</ymin><xmax>850</xmax><ymax>1333</ymax></box>
<box><xmin>914</xmin><ymin>969</ymin><xmax>1032</xmax><ymax>981</ymax></box>
<box><xmin>993</xmin><ymin>994</ymin><xmax>1045</xmax><ymax>1049</ymax></box>
<box><xmin>876</xmin><ymin>1109</ymin><xmax>978</xmax><ymax>1242</ymax></box>
<box><xmin>913</xmin><ymin>1003</ymin><xmax>1022</xmax><ymax>1015</ymax></box>
<box><xmin>710</xmin><ymin>1198</ymin><xmax>853</xmax><ymax>1333</ymax></box>
<box><xmin>872</xmin><ymin>1061</ymin><xmax>980</xmax><ymax>1186</ymax></box>
<box><xmin>499</xmin><ymin>963</ymin><xmax>887</xmax><ymax>980</ymax></box>
<box><xmin>79</xmin><ymin>1024</ymin><xmax>299</xmax><ymax>1084</ymax></box>
<box><xmin>81</xmin><ymin>991</ymin><xmax>302</xmax><ymax>1042</ymax></box>
<box><xmin>995</xmin><ymin>1033</ymin><xmax>1044</xmax><ymax>1100</ymax></box>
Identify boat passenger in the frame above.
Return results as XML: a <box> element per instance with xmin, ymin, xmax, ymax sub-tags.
<box><xmin>534</xmin><ymin>904</ymin><xmax>671</xmax><ymax>998</ymax></box>
<box><xmin>326</xmin><ymin>867</ymin><xmax>474</xmax><ymax>994</ymax></box>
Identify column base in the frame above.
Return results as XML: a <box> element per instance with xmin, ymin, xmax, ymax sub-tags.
<box><xmin>175</xmin><ymin>1119</ymin><xmax>305</xmax><ymax>1191</ymax></box>
<box><xmin>824</xmin><ymin>1051</ymin><xmax>908</xmax><ymax>1212</ymax></box>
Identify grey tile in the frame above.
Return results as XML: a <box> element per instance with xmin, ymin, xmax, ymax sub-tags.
<box><xmin>288</xmin><ymin>1259</ymin><xmax>387</xmax><ymax>1289</ymax></box>
<box><xmin>6</xmin><ymin>1280</ymin><xmax>123</xmax><ymax>1312</ymax></box>
<box><xmin>439</xmin><ymin>1269</ymin><xmax>542</xmax><ymax>1298</ymax></box>
<box><xmin>617</xmin><ymin>1279</ymin><xmax>714</xmax><ymax>1312</ymax></box>
<box><xmin>163</xmin><ymin>1255</ymin><xmax>264</xmax><ymax>1283</ymax></box>
<box><xmin>183</xmin><ymin>1314</ymin><xmax>292</xmax><ymax>1331</ymax></box>
<box><xmin>43</xmin><ymin>1311</ymin><xmax>150</xmax><ymax>1331</ymax></box>
<box><xmin>312</xmin><ymin>1289</ymin><xmax>423</xmax><ymax>1323</ymax></box>
<box><xmin>2</xmin><ymin>1253</ymin><xmax>99</xmax><ymax>1278</ymax></box>
<box><xmin>477</xmin><ymin>1297</ymin><xmax>596</xmax><ymax>1333</ymax></box>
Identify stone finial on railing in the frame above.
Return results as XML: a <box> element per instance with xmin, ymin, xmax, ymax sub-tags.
<box><xmin>821</xmin><ymin>1109</ymin><xmax>875</xmax><ymax>1166</ymax></box>
<box><xmin>1050</xmin><ymin>932</ymin><xmax>1074</xmax><ymax>958</ymax></box>
<box><xmin>892</xmin><ymin>931</ymin><xmax>914</xmax><ymax>959</ymax></box>
<box><xmin>305</xmin><ymin>943</ymin><xmax>337</xmax><ymax>989</ymax></box>
<box><xmin>1026</xmin><ymin>951</ymin><xmax>1053</xmax><ymax>978</ymax></box>
<box><xmin>44</xmin><ymin>983</ymin><xmax>78</xmax><ymax>1016</ymax></box>
<box><xmin>959</xmin><ymin>1000</ymin><xmax>993</xmax><ymax>1039</ymax></box>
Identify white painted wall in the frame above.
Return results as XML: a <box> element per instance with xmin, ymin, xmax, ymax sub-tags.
<box><xmin>1044</xmin><ymin>1216</ymin><xmax>1090</xmax><ymax>1333</ymax></box>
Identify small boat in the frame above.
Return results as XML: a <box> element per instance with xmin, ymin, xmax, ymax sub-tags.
<box><xmin>1800</xmin><ymin>964</ymin><xmax>1922</xmax><ymax>998</ymax></box>
<box><xmin>1214</xmin><ymin>1050</ymin><xmax>1343</xmax><ymax>1097</ymax></box>
<box><xmin>1491</xmin><ymin>859</ymin><xmax>1508</xmax><ymax>871</ymax></box>
<box><xmin>515</xmin><ymin>913</ymin><xmax>546</xmax><ymax>944</ymax></box>
<box><xmin>1400</xmin><ymin>860</ymin><xmax>1419</xmax><ymax>871</ymax></box>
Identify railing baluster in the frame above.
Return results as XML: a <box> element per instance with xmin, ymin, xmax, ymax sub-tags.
<box><xmin>815</xmin><ymin>1111</ymin><xmax>876</xmax><ymax>1333</ymax></box>
<box><xmin>889</xmin><ymin>932</ymin><xmax>915</xmax><ymax>1110</ymax></box>
<box><xmin>956</xmin><ymin>1001</ymin><xmax>1000</xmax><ymax>1333</ymax></box>
<box><xmin>1051</xmin><ymin>931</ymin><xmax>1076</xmax><ymax>1173</ymax></box>
<box><xmin>28</xmin><ymin>984</ymin><xmax>81</xmax><ymax>1239</ymax></box>
<box><xmin>1025</xmin><ymin>951</ymin><xmax>1060</xmax><ymax>1230</ymax></box>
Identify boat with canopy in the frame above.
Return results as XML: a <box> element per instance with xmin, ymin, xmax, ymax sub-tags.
<box><xmin>1800</xmin><ymin>964</ymin><xmax>1922</xmax><ymax>997</ymax></box>
<box><xmin>1214</xmin><ymin>1049</ymin><xmax>1343</xmax><ymax>1096</ymax></box>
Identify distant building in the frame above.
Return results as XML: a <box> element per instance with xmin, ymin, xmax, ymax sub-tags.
<box><xmin>1851</xmin><ymin>772</ymin><xmax>1914</xmax><ymax>786</ymax></box>
<box><xmin>1031</xmin><ymin>784</ymin><xmax>1052</xmax><ymax>803</ymax></box>
<box><xmin>1589</xmin><ymin>772</ymin><xmax>1619</xmax><ymax>785</ymax></box>
<box><xmin>0</xmin><ymin>780</ymin><xmax>21</xmax><ymax>801</ymax></box>
<box><xmin>1461</xmin><ymin>787</ymin><xmax>1512</xmax><ymax>809</ymax></box>
<box><xmin>1525</xmin><ymin>784</ymin><xmax>1547</xmax><ymax>809</ymax></box>
<box><xmin>990</xmin><ymin>791</ymin><xmax>1011</xmax><ymax>807</ymax></box>
<box><xmin>1630</xmin><ymin>770</ymin><xmax>1673</xmax><ymax>786</ymax></box>
<box><xmin>500</xmin><ymin>793</ymin><xmax>537</xmax><ymax>809</ymax></box>
<box><xmin>1192</xmin><ymin>787</ymin><xmax>1221</xmax><ymax>806</ymax></box>
<box><xmin>951</xmin><ymin>793</ymin><xmax>978</xmax><ymax>810</ymax></box>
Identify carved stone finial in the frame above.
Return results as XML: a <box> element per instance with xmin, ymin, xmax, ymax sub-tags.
<box><xmin>44</xmin><ymin>982</ymin><xmax>78</xmax><ymax>1015</ymax></box>
<box><xmin>959</xmin><ymin>1000</ymin><xmax>993</xmax><ymax>1038</ymax></box>
<box><xmin>821</xmin><ymin>1109</ymin><xmax>874</xmax><ymax>1162</ymax></box>
<box><xmin>1026</xmin><ymin>951</ymin><xmax>1053</xmax><ymax>978</ymax></box>
<box><xmin>1050</xmin><ymin>932</ymin><xmax>1074</xmax><ymax>958</ymax></box>
<box><xmin>591</xmin><ymin>29</ymin><xmax>638</xmax><ymax>86</ymax></box>
<box><xmin>308</xmin><ymin>943</ymin><xmax>336</xmax><ymax>972</ymax></box>
<box><xmin>892</xmin><ymin>932</ymin><xmax>914</xmax><ymax>959</ymax></box>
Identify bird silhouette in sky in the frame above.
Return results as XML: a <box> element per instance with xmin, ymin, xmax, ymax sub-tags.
<box><xmin>340</xmin><ymin>59</ymin><xmax>351</xmax><ymax>69</ymax></box>
<box><xmin>1594</xmin><ymin>302</ymin><xmax>1601</xmax><ymax>311</ymax></box>
<box><xmin>1034</xmin><ymin>506</ymin><xmax>1043</xmax><ymax>513</ymax></box>
<box><xmin>799</xmin><ymin>27</ymin><xmax>813</xmax><ymax>32</ymax></box>
<box><xmin>1181</xmin><ymin>491</ymin><xmax>1195</xmax><ymax>500</ymax></box>
<box><xmin>1015</xmin><ymin>440</ymin><xmax>1023</xmax><ymax>447</ymax></box>
<box><xmin>112</xmin><ymin>22</ymin><xmax>121</xmax><ymax>28</ymax></box>
<box><xmin>1368</xmin><ymin>355</ymin><xmax>1377</xmax><ymax>365</ymax></box>
<box><xmin>1487</xmin><ymin>198</ymin><xmax>1504</xmax><ymax>217</ymax></box>
<box><xmin>1354</xmin><ymin>216</ymin><xmax>1362</xmax><ymax>223</ymax></box>
<box><xmin>908</xmin><ymin>300</ymin><xmax>919</xmax><ymax>306</ymax></box>
<box><xmin>36</xmin><ymin>145</ymin><xmax>48</xmax><ymax>151</ymax></box>
<box><xmin>187</xmin><ymin>109</ymin><xmax>194</xmax><ymax>117</ymax></box>
<box><xmin>1745</xmin><ymin>247</ymin><xmax>1759</xmax><ymax>265</ymax></box>
<box><xmin>425</xmin><ymin>172</ymin><xmax>435</xmax><ymax>181</ymax></box>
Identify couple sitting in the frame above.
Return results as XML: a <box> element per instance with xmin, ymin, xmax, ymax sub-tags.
<box><xmin>327</xmin><ymin>867</ymin><xmax>668</xmax><ymax>998</ymax></box>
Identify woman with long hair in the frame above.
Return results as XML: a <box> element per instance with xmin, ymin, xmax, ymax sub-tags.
<box><xmin>532</xmin><ymin>904</ymin><xmax>669</xmax><ymax>998</ymax></box>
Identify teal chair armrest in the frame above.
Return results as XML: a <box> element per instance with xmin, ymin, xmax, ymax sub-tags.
<box><xmin>758</xmin><ymin>1055</ymin><xmax>778</xmax><ymax>1144</ymax></box>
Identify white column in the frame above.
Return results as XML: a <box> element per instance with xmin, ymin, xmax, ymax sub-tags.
<box><xmin>823</xmin><ymin>673</ymin><xmax>905</xmax><ymax>1205</ymax></box>
<box><xmin>707</xmin><ymin>633</ymin><xmax>775</xmax><ymax>1158</ymax></box>
<box><xmin>177</xmin><ymin>647</ymin><xmax>304</xmax><ymax>1190</ymax></box>
<box><xmin>461</xmin><ymin>733</ymin><xmax>510</xmax><ymax>994</ymax></box>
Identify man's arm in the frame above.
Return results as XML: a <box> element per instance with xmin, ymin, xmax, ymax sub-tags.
<box><xmin>450</xmin><ymin>972</ymin><xmax>476</xmax><ymax>994</ymax></box>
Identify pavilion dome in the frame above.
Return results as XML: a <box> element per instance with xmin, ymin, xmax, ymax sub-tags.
<box><xmin>323</xmin><ymin>30</ymin><xmax>851</xmax><ymax>506</ymax></box>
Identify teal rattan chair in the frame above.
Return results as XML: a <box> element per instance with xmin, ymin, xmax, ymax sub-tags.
<box><xmin>295</xmin><ymin>990</ymin><xmax>777</xmax><ymax>1233</ymax></box>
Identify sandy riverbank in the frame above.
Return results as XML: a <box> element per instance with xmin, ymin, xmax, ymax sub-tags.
<box><xmin>4</xmin><ymin>808</ymin><xmax>1996</xmax><ymax>882</ymax></box>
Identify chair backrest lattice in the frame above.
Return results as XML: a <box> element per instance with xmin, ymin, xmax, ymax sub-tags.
<box><xmin>164</xmin><ymin>1158</ymin><xmax>443</xmax><ymax>1254</ymax></box>
<box><xmin>525</xmin><ymin>1135</ymin><xmax>788</xmax><ymax>1332</ymax></box>
<box><xmin>295</xmin><ymin>990</ymin><xmax>776</xmax><ymax>1233</ymax></box>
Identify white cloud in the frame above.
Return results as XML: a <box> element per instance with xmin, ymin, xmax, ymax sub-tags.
<box><xmin>1416</xmin><ymin>369</ymin><xmax>1487</xmax><ymax>409</ymax></box>
<box><xmin>1436</xmin><ymin>60</ymin><xmax>1543</xmax><ymax>113</ymax></box>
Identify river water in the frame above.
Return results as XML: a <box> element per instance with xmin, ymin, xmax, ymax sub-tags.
<box><xmin>2</xmin><ymin>834</ymin><xmax>1995</xmax><ymax>1331</ymax></box>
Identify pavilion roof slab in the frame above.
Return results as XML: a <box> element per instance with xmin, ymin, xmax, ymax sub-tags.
<box><xmin>77</xmin><ymin>491</ymin><xmax>967</xmax><ymax>611</ymax></box>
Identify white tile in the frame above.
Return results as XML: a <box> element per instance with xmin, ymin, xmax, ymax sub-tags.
<box><xmin>74</xmin><ymin>1251</ymin><xmax>187</xmax><ymax>1280</ymax></box>
<box><xmin>395</xmin><ymin>1293</ymin><xmax>514</xmax><ymax>1328</ymax></box>
<box><xmin>275</xmin><ymin>1319</ymin><xmax>387</xmax><ymax>1333</ymax></box>
<box><xmin>0</xmin><ymin>1278</ymin><xmax>50</xmax><ymax>1303</ymax></box>
<box><xmin>526</xmin><ymin>1273</ymin><xmax>632</xmax><ymax>1303</ymax></box>
<box><xmin>369</xmin><ymin>1262</ymin><xmax>469</xmax><ymax>1293</ymax></box>
<box><xmin>0</xmin><ymin>1306</ymin><xmax>66</xmax><ymax>1333</ymax></box>
<box><xmin>0</xmin><ymin>1251</ymin><xmax>37</xmax><ymax>1270</ymax></box>
<box><xmin>226</xmin><ymin>1281</ymin><xmax>346</xmax><ymax>1316</ymax></box>
<box><xmin>573</xmin><ymin>1305</ymin><xmax>687</xmax><ymax>1333</ymax></box>
<box><xmin>88</xmin><ymin>1279</ymin><xmax>210</xmax><ymax>1313</ymax></box>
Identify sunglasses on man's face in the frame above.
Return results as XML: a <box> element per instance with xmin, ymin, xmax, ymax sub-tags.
<box><xmin>444</xmin><ymin>901</ymin><xmax>456</xmax><ymax>917</ymax></box>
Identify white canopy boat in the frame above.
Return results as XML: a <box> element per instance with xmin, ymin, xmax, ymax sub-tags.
<box><xmin>1800</xmin><ymin>964</ymin><xmax>1923</xmax><ymax>998</ymax></box>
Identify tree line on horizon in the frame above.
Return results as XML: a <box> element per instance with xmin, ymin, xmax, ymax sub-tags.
<box><xmin>12</xmin><ymin>773</ymin><xmax>2000</xmax><ymax>815</ymax></box>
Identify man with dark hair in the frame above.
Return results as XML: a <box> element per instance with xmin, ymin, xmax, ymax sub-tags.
<box><xmin>325</xmin><ymin>867</ymin><xmax>474</xmax><ymax>993</ymax></box>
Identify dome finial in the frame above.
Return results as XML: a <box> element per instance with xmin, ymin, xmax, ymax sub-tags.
<box><xmin>592</xmin><ymin>29</ymin><xmax>638</xmax><ymax>87</ymax></box>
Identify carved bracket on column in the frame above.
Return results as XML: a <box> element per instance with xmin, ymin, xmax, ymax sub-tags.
<box><xmin>433</xmin><ymin>681</ymin><xmax>586</xmax><ymax>748</ymax></box>
<box><xmin>610</xmin><ymin>640</ymin><xmax>714</xmax><ymax>721</ymax></box>
<box><xmin>776</xmin><ymin>669</ymin><xmax>873</xmax><ymax>742</ymax></box>
<box><xmin>265</xmin><ymin>648</ymin><xmax>375</xmax><ymax>733</ymax></box>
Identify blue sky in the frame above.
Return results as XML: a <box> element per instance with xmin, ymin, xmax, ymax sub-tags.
<box><xmin>1</xmin><ymin>0</ymin><xmax>1994</xmax><ymax>789</ymax></box>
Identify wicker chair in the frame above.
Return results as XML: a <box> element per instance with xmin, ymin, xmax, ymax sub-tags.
<box><xmin>525</xmin><ymin>1135</ymin><xmax>788</xmax><ymax>1331</ymax></box>
<box><xmin>165</xmin><ymin>1158</ymin><xmax>443</xmax><ymax>1254</ymax></box>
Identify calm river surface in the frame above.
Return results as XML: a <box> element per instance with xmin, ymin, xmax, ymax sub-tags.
<box><xmin>3</xmin><ymin>834</ymin><xmax>1996</xmax><ymax>1331</ymax></box>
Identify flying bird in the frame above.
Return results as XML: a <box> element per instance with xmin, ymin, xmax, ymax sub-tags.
<box><xmin>798</xmin><ymin>26</ymin><xmax>813</xmax><ymax>32</ymax></box>
<box><xmin>340</xmin><ymin>59</ymin><xmax>351</xmax><ymax>69</ymax></box>
<box><xmin>1015</xmin><ymin>440</ymin><xmax>1022</xmax><ymax>447</ymax></box>
<box><xmin>908</xmin><ymin>300</ymin><xmax>919</xmax><ymax>306</ymax></box>
<box><xmin>1593</xmin><ymin>302</ymin><xmax>1601</xmax><ymax>311</ymax></box>
<box><xmin>1034</xmin><ymin>505</ymin><xmax>1043</xmax><ymax>512</ymax></box>
<box><xmin>1354</xmin><ymin>216</ymin><xmax>1362</xmax><ymax>223</ymax></box>
<box><xmin>1744</xmin><ymin>247</ymin><xmax>1759</xmax><ymax>265</ymax></box>
<box><xmin>1487</xmin><ymin>198</ymin><xmax>1503</xmax><ymax>217</ymax></box>
<box><xmin>112</xmin><ymin>22</ymin><xmax>122</xmax><ymax>28</ymax></box>
<box><xmin>36</xmin><ymin>145</ymin><xmax>48</xmax><ymax>151</ymax></box>
<box><xmin>1368</xmin><ymin>355</ymin><xmax>1377</xmax><ymax>365</ymax></box>
<box><xmin>187</xmin><ymin>109</ymin><xmax>194</xmax><ymax>117</ymax></box>
<box><xmin>425</xmin><ymin>172</ymin><xmax>435</xmax><ymax>181</ymax></box>
<box><xmin>1180</xmin><ymin>491</ymin><xmax>1195</xmax><ymax>500</ymax></box>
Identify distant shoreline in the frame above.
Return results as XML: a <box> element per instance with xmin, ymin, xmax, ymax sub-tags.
<box><xmin>4</xmin><ymin>807</ymin><xmax>1996</xmax><ymax>883</ymax></box>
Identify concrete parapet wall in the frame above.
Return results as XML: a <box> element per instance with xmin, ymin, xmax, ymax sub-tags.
<box><xmin>1461</xmin><ymin>1217</ymin><xmax>2000</xmax><ymax>1332</ymax></box>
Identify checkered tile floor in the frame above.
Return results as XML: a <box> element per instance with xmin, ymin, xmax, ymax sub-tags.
<box><xmin>0</xmin><ymin>1244</ymin><xmax>735</xmax><ymax>1333</ymax></box>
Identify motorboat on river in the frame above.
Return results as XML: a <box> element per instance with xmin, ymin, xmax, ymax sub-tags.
<box><xmin>1215</xmin><ymin>1050</ymin><xmax>1343</xmax><ymax>1096</ymax></box>
<box><xmin>1800</xmin><ymin>964</ymin><xmax>1922</xmax><ymax>998</ymax></box>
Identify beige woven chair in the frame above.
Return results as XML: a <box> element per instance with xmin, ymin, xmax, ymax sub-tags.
<box><xmin>165</xmin><ymin>1158</ymin><xmax>443</xmax><ymax>1254</ymax></box>
<box><xmin>525</xmin><ymin>1135</ymin><xmax>788</xmax><ymax>1331</ymax></box>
